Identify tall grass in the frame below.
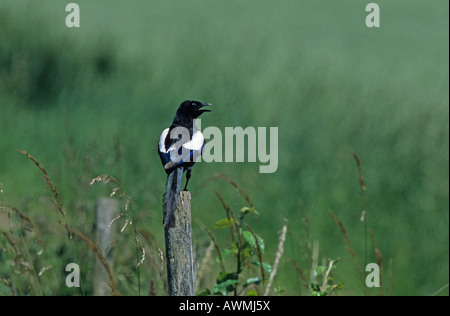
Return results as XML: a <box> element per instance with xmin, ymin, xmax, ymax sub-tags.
<box><xmin>0</xmin><ymin>0</ymin><xmax>448</xmax><ymax>295</ymax></box>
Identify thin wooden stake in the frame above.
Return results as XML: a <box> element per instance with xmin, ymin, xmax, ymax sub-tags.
<box><xmin>94</xmin><ymin>197</ymin><xmax>118</xmax><ymax>296</ymax></box>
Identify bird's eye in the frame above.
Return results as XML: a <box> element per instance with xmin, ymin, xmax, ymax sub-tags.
<box><xmin>192</xmin><ymin>103</ymin><xmax>196</xmax><ymax>107</ymax></box>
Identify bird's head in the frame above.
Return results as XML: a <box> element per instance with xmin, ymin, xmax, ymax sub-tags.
<box><xmin>177</xmin><ymin>100</ymin><xmax>212</xmax><ymax>118</ymax></box>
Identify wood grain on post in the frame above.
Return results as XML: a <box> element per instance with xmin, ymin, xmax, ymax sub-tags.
<box><xmin>94</xmin><ymin>197</ymin><xmax>119</xmax><ymax>296</ymax></box>
<box><xmin>164</xmin><ymin>191</ymin><xmax>195</xmax><ymax>296</ymax></box>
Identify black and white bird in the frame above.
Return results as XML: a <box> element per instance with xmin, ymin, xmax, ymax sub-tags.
<box><xmin>158</xmin><ymin>100</ymin><xmax>212</xmax><ymax>228</ymax></box>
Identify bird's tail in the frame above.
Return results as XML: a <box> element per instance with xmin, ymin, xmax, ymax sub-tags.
<box><xmin>163</xmin><ymin>167</ymin><xmax>183</xmax><ymax>228</ymax></box>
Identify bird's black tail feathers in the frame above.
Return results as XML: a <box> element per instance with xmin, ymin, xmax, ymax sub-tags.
<box><xmin>163</xmin><ymin>167</ymin><xmax>183</xmax><ymax>228</ymax></box>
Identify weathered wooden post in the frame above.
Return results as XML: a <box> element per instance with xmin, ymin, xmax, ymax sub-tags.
<box><xmin>94</xmin><ymin>197</ymin><xmax>118</xmax><ymax>296</ymax></box>
<box><xmin>164</xmin><ymin>191</ymin><xmax>195</xmax><ymax>296</ymax></box>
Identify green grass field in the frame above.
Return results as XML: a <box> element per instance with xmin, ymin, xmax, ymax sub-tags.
<box><xmin>0</xmin><ymin>0</ymin><xmax>448</xmax><ymax>296</ymax></box>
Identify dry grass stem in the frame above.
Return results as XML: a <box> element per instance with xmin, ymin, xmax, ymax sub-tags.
<box><xmin>351</xmin><ymin>151</ymin><xmax>366</xmax><ymax>192</ymax></box>
<box><xmin>288</xmin><ymin>258</ymin><xmax>308</xmax><ymax>287</ymax></box>
<box><xmin>264</xmin><ymin>219</ymin><xmax>288</xmax><ymax>296</ymax></box>
<box><xmin>430</xmin><ymin>283</ymin><xmax>449</xmax><ymax>296</ymax></box>
<box><xmin>213</xmin><ymin>174</ymin><xmax>254</xmax><ymax>208</ymax></box>
<box><xmin>246</xmin><ymin>224</ymin><xmax>265</xmax><ymax>284</ymax></box>
<box><xmin>0</xmin><ymin>204</ymin><xmax>33</xmax><ymax>229</ymax></box>
<box><xmin>17</xmin><ymin>150</ymin><xmax>65</xmax><ymax>217</ymax></box>
<box><xmin>18</xmin><ymin>150</ymin><xmax>73</xmax><ymax>239</ymax></box>
<box><xmin>195</xmin><ymin>241</ymin><xmax>215</xmax><ymax>290</ymax></box>
<box><xmin>204</xmin><ymin>226</ymin><xmax>225</xmax><ymax>272</ymax></box>
<box><xmin>0</xmin><ymin>229</ymin><xmax>17</xmax><ymax>254</ymax></box>
<box><xmin>328</xmin><ymin>210</ymin><xmax>364</xmax><ymax>277</ymax></box>
<box><xmin>137</xmin><ymin>247</ymin><xmax>146</xmax><ymax>267</ymax></box>
<box><xmin>71</xmin><ymin>228</ymin><xmax>119</xmax><ymax>296</ymax></box>
<box><xmin>299</xmin><ymin>200</ymin><xmax>310</xmax><ymax>240</ymax></box>
<box><xmin>368</xmin><ymin>228</ymin><xmax>383</xmax><ymax>294</ymax></box>
<box><xmin>320</xmin><ymin>258</ymin><xmax>340</xmax><ymax>292</ymax></box>
<box><xmin>214</xmin><ymin>190</ymin><xmax>236</xmax><ymax>244</ymax></box>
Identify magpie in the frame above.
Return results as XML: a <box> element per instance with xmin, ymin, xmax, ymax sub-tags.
<box><xmin>158</xmin><ymin>100</ymin><xmax>212</xmax><ymax>228</ymax></box>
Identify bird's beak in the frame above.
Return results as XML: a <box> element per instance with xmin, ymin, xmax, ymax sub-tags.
<box><xmin>199</xmin><ymin>102</ymin><xmax>212</xmax><ymax>112</ymax></box>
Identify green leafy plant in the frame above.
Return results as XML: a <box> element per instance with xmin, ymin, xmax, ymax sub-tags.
<box><xmin>309</xmin><ymin>257</ymin><xmax>343</xmax><ymax>296</ymax></box>
<box><xmin>199</xmin><ymin>178</ymin><xmax>272</xmax><ymax>296</ymax></box>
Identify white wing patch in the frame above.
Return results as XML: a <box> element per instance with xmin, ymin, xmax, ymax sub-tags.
<box><xmin>183</xmin><ymin>130</ymin><xmax>204</xmax><ymax>151</ymax></box>
<box><xmin>159</xmin><ymin>128</ymin><xmax>170</xmax><ymax>153</ymax></box>
<box><xmin>159</xmin><ymin>128</ymin><xmax>204</xmax><ymax>165</ymax></box>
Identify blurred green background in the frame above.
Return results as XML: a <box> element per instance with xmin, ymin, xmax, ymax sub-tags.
<box><xmin>0</xmin><ymin>0</ymin><xmax>448</xmax><ymax>296</ymax></box>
